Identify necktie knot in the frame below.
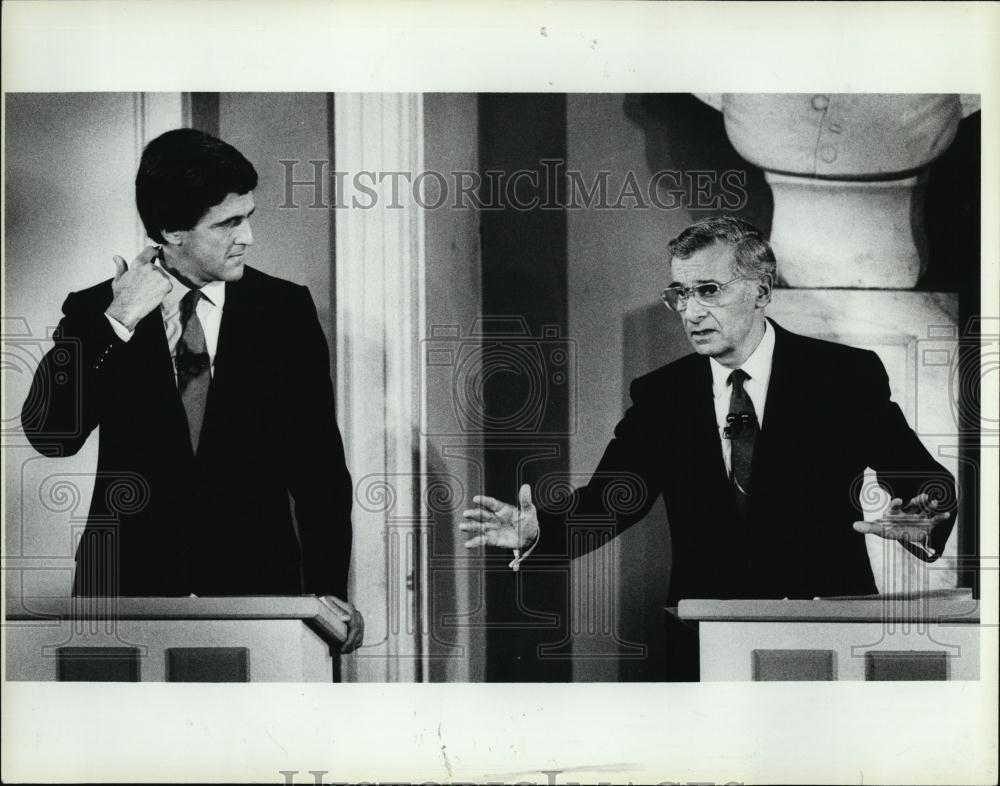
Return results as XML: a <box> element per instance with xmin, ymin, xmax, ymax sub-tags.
<box><xmin>728</xmin><ymin>368</ymin><xmax>750</xmax><ymax>391</ymax></box>
<box><xmin>179</xmin><ymin>289</ymin><xmax>203</xmax><ymax>325</ymax></box>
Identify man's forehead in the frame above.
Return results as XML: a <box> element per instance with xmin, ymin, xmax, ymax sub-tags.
<box><xmin>669</xmin><ymin>242</ymin><xmax>736</xmax><ymax>283</ymax></box>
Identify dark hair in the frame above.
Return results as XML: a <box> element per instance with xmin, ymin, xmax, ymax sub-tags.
<box><xmin>135</xmin><ymin>128</ymin><xmax>258</xmax><ymax>244</ymax></box>
<box><xmin>667</xmin><ymin>215</ymin><xmax>777</xmax><ymax>282</ymax></box>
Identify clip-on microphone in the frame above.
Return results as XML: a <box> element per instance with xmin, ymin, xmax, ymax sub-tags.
<box><xmin>723</xmin><ymin>412</ymin><xmax>757</xmax><ymax>440</ymax></box>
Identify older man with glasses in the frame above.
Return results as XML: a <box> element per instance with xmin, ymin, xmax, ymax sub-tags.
<box><xmin>460</xmin><ymin>215</ymin><xmax>955</xmax><ymax>678</ymax></box>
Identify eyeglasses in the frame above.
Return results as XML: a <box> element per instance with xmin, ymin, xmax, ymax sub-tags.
<box><xmin>660</xmin><ymin>276</ymin><xmax>750</xmax><ymax>312</ymax></box>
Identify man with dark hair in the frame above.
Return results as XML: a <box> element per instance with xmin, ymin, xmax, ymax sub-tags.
<box><xmin>135</xmin><ymin>128</ymin><xmax>260</xmax><ymax>247</ymax></box>
<box><xmin>22</xmin><ymin>128</ymin><xmax>363</xmax><ymax>652</ymax></box>
<box><xmin>461</xmin><ymin>215</ymin><xmax>954</xmax><ymax>674</ymax></box>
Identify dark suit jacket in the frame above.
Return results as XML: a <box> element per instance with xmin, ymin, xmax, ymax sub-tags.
<box><xmin>536</xmin><ymin>319</ymin><xmax>956</xmax><ymax>607</ymax></box>
<box><xmin>22</xmin><ymin>266</ymin><xmax>353</xmax><ymax>598</ymax></box>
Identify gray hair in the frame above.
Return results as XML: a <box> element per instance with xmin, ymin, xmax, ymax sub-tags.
<box><xmin>667</xmin><ymin>215</ymin><xmax>777</xmax><ymax>282</ymax></box>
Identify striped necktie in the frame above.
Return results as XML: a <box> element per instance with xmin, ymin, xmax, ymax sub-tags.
<box><xmin>175</xmin><ymin>289</ymin><xmax>211</xmax><ymax>453</ymax></box>
<box><xmin>725</xmin><ymin>368</ymin><xmax>758</xmax><ymax>514</ymax></box>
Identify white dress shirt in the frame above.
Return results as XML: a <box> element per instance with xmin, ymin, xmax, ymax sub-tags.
<box><xmin>105</xmin><ymin>263</ymin><xmax>226</xmax><ymax>380</ymax></box>
<box><xmin>709</xmin><ymin>318</ymin><xmax>775</xmax><ymax>475</ymax></box>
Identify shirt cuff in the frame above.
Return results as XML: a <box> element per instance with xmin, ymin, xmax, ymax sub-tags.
<box><xmin>508</xmin><ymin>531</ymin><xmax>540</xmax><ymax>572</ymax></box>
<box><xmin>104</xmin><ymin>312</ymin><xmax>135</xmax><ymax>342</ymax></box>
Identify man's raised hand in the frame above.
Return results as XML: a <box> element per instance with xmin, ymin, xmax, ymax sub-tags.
<box><xmin>105</xmin><ymin>246</ymin><xmax>173</xmax><ymax>331</ymax></box>
<box><xmin>461</xmin><ymin>483</ymin><xmax>539</xmax><ymax>551</ymax></box>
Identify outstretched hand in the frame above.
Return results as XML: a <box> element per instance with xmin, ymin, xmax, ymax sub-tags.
<box><xmin>853</xmin><ymin>493</ymin><xmax>951</xmax><ymax>547</ymax></box>
<box><xmin>460</xmin><ymin>483</ymin><xmax>539</xmax><ymax>551</ymax></box>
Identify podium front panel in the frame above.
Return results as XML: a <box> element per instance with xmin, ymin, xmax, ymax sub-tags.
<box><xmin>697</xmin><ymin>620</ymin><xmax>979</xmax><ymax>681</ymax></box>
<box><xmin>6</xmin><ymin>619</ymin><xmax>336</xmax><ymax>682</ymax></box>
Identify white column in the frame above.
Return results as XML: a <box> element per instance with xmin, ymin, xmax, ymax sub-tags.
<box><xmin>767</xmin><ymin>173</ymin><xmax>927</xmax><ymax>288</ymax></box>
<box><xmin>335</xmin><ymin>93</ymin><xmax>428</xmax><ymax>682</ymax></box>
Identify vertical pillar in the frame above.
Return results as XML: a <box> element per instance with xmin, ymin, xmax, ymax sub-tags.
<box><xmin>334</xmin><ymin>93</ymin><xmax>428</xmax><ymax>682</ymax></box>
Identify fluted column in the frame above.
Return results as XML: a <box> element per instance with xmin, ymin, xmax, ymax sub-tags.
<box><xmin>335</xmin><ymin>93</ymin><xmax>428</xmax><ymax>682</ymax></box>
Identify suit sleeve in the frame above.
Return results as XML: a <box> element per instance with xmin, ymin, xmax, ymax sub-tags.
<box><xmin>853</xmin><ymin>349</ymin><xmax>956</xmax><ymax>561</ymax></box>
<box><xmin>535</xmin><ymin>376</ymin><xmax>664</xmax><ymax>564</ymax></box>
<box><xmin>21</xmin><ymin>289</ymin><xmax>123</xmax><ymax>457</ymax></box>
<box><xmin>285</xmin><ymin>286</ymin><xmax>354</xmax><ymax>599</ymax></box>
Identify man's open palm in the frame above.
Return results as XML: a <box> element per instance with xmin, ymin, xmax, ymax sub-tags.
<box><xmin>460</xmin><ymin>483</ymin><xmax>539</xmax><ymax>551</ymax></box>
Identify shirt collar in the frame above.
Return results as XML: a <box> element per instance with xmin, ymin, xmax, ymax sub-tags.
<box><xmin>156</xmin><ymin>260</ymin><xmax>226</xmax><ymax>309</ymax></box>
<box><xmin>709</xmin><ymin>318</ymin><xmax>775</xmax><ymax>391</ymax></box>
<box><xmin>200</xmin><ymin>279</ymin><xmax>226</xmax><ymax>308</ymax></box>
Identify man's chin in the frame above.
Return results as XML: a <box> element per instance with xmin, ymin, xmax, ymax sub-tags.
<box><xmin>687</xmin><ymin>332</ymin><xmax>721</xmax><ymax>355</ymax></box>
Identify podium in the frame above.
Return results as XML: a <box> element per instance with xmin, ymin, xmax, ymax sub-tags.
<box><xmin>5</xmin><ymin>596</ymin><xmax>349</xmax><ymax>682</ymax></box>
<box><xmin>673</xmin><ymin>594</ymin><xmax>980</xmax><ymax>681</ymax></box>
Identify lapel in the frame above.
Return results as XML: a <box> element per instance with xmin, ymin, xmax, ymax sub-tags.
<box><xmin>130</xmin><ymin>304</ymin><xmax>193</xmax><ymax>456</ymax></box>
<box><xmin>197</xmin><ymin>272</ymin><xmax>260</xmax><ymax>457</ymax></box>
<box><xmin>133</xmin><ymin>305</ymin><xmax>176</xmax><ymax>390</ymax></box>
<box><xmin>682</xmin><ymin>353</ymin><xmax>733</xmax><ymax>497</ymax></box>
<box><xmin>751</xmin><ymin>318</ymin><xmax>804</xmax><ymax>499</ymax></box>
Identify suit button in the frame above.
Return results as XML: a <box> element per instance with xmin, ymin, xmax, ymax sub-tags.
<box><xmin>819</xmin><ymin>144</ymin><xmax>838</xmax><ymax>163</ymax></box>
<box><xmin>811</xmin><ymin>94</ymin><xmax>830</xmax><ymax>111</ymax></box>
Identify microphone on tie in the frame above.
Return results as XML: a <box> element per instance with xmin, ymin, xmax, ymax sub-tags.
<box><xmin>726</xmin><ymin>368</ymin><xmax>758</xmax><ymax>510</ymax></box>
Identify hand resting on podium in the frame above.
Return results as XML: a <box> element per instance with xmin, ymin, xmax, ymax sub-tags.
<box><xmin>319</xmin><ymin>595</ymin><xmax>365</xmax><ymax>653</ymax></box>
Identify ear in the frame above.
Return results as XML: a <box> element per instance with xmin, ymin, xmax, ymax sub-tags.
<box><xmin>160</xmin><ymin>228</ymin><xmax>184</xmax><ymax>247</ymax></box>
<box><xmin>755</xmin><ymin>274</ymin><xmax>773</xmax><ymax>308</ymax></box>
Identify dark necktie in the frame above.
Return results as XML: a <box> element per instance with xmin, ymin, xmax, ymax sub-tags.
<box><xmin>725</xmin><ymin>368</ymin><xmax>758</xmax><ymax>514</ymax></box>
<box><xmin>175</xmin><ymin>289</ymin><xmax>211</xmax><ymax>453</ymax></box>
